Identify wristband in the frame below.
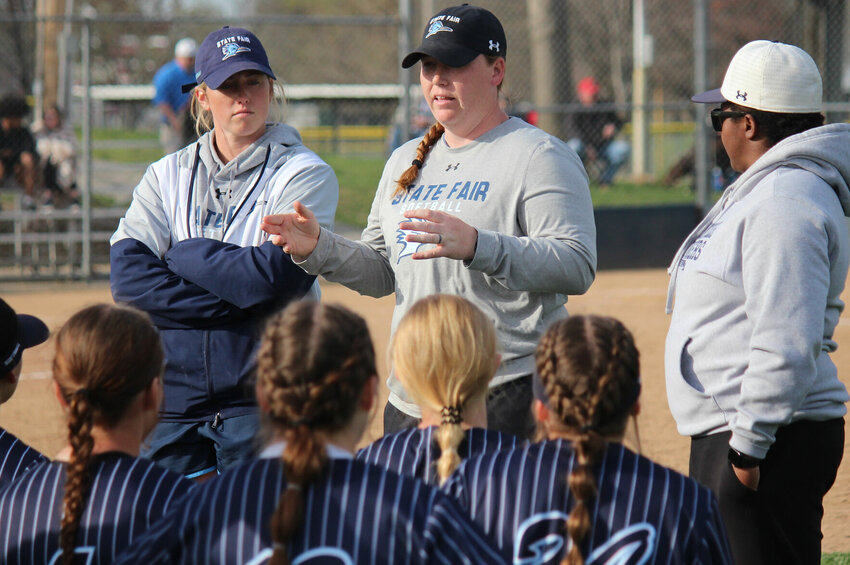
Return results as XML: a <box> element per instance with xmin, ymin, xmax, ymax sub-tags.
<box><xmin>728</xmin><ymin>447</ymin><xmax>761</xmax><ymax>469</ymax></box>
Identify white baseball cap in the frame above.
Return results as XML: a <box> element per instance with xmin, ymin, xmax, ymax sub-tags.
<box><xmin>692</xmin><ymin>40</ymin><xmax>822</xmax><ymax>113</ymax></box>
<box><xmin>174</xmin><ymin>37</ymin><xmax>197</xmax><ymax>59</ymax></box>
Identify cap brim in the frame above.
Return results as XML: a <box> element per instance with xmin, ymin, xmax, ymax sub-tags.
<box><xmin>691</xmin><ymin>87</ymin><xmax>726</xmax><ymax>104</ymax></box>
<box><xmin>401</xmin><ymin>43</ymin><xmax>480</xmax><ymax>69</ymax></box>
<box><xmin>203</xmin><ymin>62</ymin><xmax>277</xmax><ymax>91</ymax></box>
<box><xmin>17</xmin><ymin>314</ymin><xmax>48</xmax><ymax>348</ymax></box>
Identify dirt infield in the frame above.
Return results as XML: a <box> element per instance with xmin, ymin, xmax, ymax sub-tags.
<box><xmin>2</xmin><ymin>269</ymin><xmax>849</xmax><ymax>553</ymax></box>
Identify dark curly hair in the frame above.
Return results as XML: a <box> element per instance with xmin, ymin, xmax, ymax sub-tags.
<box><xmin>726</xmin><ymin>102</ymin><xmax>824</xmax><ymax>147</ymax></box>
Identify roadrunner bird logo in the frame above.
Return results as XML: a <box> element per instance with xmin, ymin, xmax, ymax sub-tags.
<box><xmin>221</xmin><ymin>43</ymin><xmax>251</xmax><ymax>60</ymax></box>
<box><xmin>426</xmin><ymin>21</ymin><xmax>454</xmax><ymax>38</ymax></box>
<box><xmin>396</xmin><ymin>218</ymin><xmax>428</xmax><ymax>262</ymax></box>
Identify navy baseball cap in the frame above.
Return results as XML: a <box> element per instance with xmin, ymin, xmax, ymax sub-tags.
<box><xmin>1</xmin><ymin>298</ymin><xmax>49</xmax><ymax>374</ymax></box>
<box><xmin>181</xmin><ymin>26</ymin><xmax>276</xmax><ymax>93</ymax></box>
<box><xmin>402</xmin><ymin>4</ymin><xmax>506</xmax><ymax>69</ymax></box>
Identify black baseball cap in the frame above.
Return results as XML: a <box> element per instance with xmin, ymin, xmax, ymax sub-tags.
<box><xmin>182</xmin><ymin>26</ymin><xmax>276</xmax><ymax>93</ymax></box>
<box><xmin>1</xmin><ymin>298</ymin><xmax>49</xmax><ymax>374</ymax></box>
<box><xmin>402</xmin><ymin>4</ymin><xmax>506</xmax><ymax>69</ymax></box>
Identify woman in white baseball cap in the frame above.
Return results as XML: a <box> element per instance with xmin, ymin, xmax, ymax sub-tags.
<box><xmin>665</xmin><ymin>40</ymin><xmax>850</xmax><ymax>565</ymax></box>
<box><xmin>262</xmin><ymin>4</ymin><xmax>596</xmax><ymax>442</ymax></box>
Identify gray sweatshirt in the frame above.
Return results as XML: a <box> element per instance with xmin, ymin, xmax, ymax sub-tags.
<box><xmin>665</xmin><ymin>123</ymin><xmax>850</xmax><ymax>459</ymax></box>
<box><xmin>299</xmin><ymin>117</ymin><xmax>597</xmax><ymax>416</ymax></box>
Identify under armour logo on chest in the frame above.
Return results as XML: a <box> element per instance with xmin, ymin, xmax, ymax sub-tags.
<box><xmin>736</xmin><ymin>90</ymin><xmax>748</xmax><ymax>102</ymax></box>
<box><xmin>446</xmin><ymin>163</ymin><xmax>459</xmax><ymax>171</ymax></box>
<box><xmin>488</xmin><ymin>40</ymin><xmax>500</xmax><ymax>52</ymax></box>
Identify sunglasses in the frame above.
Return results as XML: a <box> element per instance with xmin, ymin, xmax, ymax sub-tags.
<box><xmin>710</xmin><ymin>108</ymin><xmax>747</xmax><ymax>132</ymax></box>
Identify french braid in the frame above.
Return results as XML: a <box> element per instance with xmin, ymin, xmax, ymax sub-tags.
<box><xmin>535</xmin><ymin>315</ymin><xmax>640</xmax><ymax>565</ymax></box>
<box><xmin>258</xmin><ymin>302</ymin><xmax>376</xmax><ymax>565</ymax></box>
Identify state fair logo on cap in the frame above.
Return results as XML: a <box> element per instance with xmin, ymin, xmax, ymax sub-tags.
<box><xmin>402</xmin><ymin>4</ymin><xmax>506</xmax><ymax>69</ymax></box>
<box><xmin>220</xmin><ymin>40</ymin><xmax>251</xmax><ymax>61</ymax></box>
<box><xmin>182</xmin><ymin>26</ymin><xmax>276</xmax><ymax>93</ymax></box>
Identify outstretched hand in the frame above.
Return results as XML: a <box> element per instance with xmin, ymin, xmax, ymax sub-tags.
<box><xmin>261</xmin><ymin>201</ymin><xmax>320</xmax><ymax>259</ymax></box>
<box><xmin>398</xmin><ymin>209</ymin><xmax>478</xmax><ymax>261</ymax></box>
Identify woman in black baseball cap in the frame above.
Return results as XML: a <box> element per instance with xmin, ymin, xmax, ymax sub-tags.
<box><xmin>0</xmin><ymin>297</ymin><xmax>49</xmax><ymax>487</ymax></box>
<box><xmin>263</xmin><ymin>5</ymin><xmax>597</xmax><ymax>442</ymax></box>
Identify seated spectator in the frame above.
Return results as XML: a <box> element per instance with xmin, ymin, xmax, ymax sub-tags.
<box><xmin>0</xmin><ymin>297</ymin><xmax>49</xmax><ymax>488</ymax></box>
<box><xmin>0</xmin><ymin>304</ymin><xmax>193</xmax><ymax>564</ymax></box>
<box><xmin>565</xmin><ymin>77</ymin><xmax>631</xmax><ymax>187</ymax></box>
<box><xmin>113</xmin><ymin>301</ymin><xmax>507</xmax><ymax>565</ymax></box>
<box><xmin>0</xmin><ymin>95</ymin><xmax>38</xmax><ymax>208</ymax></box>
<box><xmin>358</xmin><ymin>294</ymin><xmax>521</xmax><ymax>485</ymax></box>
<box><xmin>443</xmin><ymin>315</ymin><xmax>733</xmax><ymax>564</ymax></box>
<box><xmin>33</xmin><ymin>104</ymin><xmax>80</xmax><ymax>207</ymax></box>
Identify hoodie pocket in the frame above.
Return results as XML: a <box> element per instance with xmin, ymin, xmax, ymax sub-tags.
<box><xmin>679</xmin><ymin>338</ymin><xmax>708</xmax><ymax>393</ymax></box>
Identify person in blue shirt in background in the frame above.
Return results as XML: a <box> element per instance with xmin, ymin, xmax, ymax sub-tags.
<box><xmin>152</xmin><ymin>37</ymin><xmax>197</xmax><ymax>154</ymax></box>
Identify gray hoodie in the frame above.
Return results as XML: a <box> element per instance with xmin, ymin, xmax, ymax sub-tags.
<box><xmin>665</xmin><ymin>123</ymin><xmax>850</xmax><ymax>459</ymax></box>
<box><xmin>112</xmin><ymin>122</ymin><xmax>337</xmax><ymax>255</ymax></box>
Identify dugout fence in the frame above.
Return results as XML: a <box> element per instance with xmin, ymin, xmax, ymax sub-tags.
<box><xmin>0</xmin><ymin>0</ymin><xmax>848</xmax><ymax>280</ymax></box>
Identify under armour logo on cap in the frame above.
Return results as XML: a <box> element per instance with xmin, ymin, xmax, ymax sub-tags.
<box><xmin>736</xmin><ymin>90</ymin><xmax>747</xmax><ymax>101</ymax></box>
<box><xmin>488</xmin><ymin>40</ymin><xmax>500</xmax><ymax>52</ymax></box>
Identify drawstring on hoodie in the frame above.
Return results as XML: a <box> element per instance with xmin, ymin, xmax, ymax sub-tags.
<box><xmin>184</xmin><ymin>143</ymin><xmax>273</xmax><ymax>239</ymax></box>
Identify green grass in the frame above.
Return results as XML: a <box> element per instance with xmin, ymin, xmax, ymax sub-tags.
<box><xmin>320</xmin><ymin>154</ymin><xmax>709</xmax><ymax>228</ymax></box>
<box><xmin>91</xmin><ymin>145</ymin><xmax>164</xmax><ymax>163</ymax></box>
<box><xmin>823</xmin><ymin>554</ymin><xmax>850</xmax><ymax>564</ymax></box>
<box><xmin>589</xmin><ymin>181</ymin><xmax>700</xmax><ymax>208</ymax></box>
<box><xmin>83</xmin><ymin>128</ymin><xmax>710</xmax><ymax>225</ymax></box>
<box><xmin>320</xmin><ymin>153</ymin><xmax>385</xmax><ymax>227</ymax></box>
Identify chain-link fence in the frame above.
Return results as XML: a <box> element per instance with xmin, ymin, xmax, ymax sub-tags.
<box><xmin>0</xmin><ymin>0</ymin><xmax>848</xmax><ymax>279</ymax></box>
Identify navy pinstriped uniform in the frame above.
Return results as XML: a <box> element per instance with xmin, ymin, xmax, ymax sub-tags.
<box><xmin>113</xmin><ymin>447</ymin><xmax>508</xmax><ymax>565</ymax></box>
<box><xmin>0</xmin><ymin>452</ymin><xmax>192</xmax><ymax>564</ymax></box>
<box><xmin>0</xmin><ymin>427</ymin><xmax>46</xmax><ymax>488</ymax></box>
<box><xmin>443</xmin><ymin>439</ymin><xmax>733</xmax><ymax>565</ymax></box>
<box><xmin>357</xmin><ymin>426</ymin><xmax>521</xmax><ymax>484</ymax></box>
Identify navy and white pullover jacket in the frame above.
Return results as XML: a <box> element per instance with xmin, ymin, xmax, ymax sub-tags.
<box><xmin>110</xmin><ymin>123</ymin><xmax>339</xmax><ymax>422</ymax></box>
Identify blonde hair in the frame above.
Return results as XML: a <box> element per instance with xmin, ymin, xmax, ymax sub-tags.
<box><xmin>535</xmin><ymin>315</ymin><xmax>640</xmax><ymax>565</ymax></box>
<box><xmin>189</xmin><ymin>76</ymin><xmax>286</xmax><ymax>137</ymax></box>
<box><xmin>256</xmin><ymin>301</ymin><xmax>376</xmax><ymax>565</ymax></box>
<box><xmin>393</xmin><ymin>54</ymin><xmax>504</xmax><ymax>198</ymax></box>
<box><xmin>390</xmin><ymin>294</ymin><xmax>498</xmax><ymax>484</ymax></box>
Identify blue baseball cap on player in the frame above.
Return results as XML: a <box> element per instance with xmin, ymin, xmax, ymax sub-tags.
<box><xmin>181</xmin><ymin>26</ymin><xmax>276</xmax><ymax>93</ymax></box>
<box><xmin>402</xmin><ymin>4</ymin><xmax>506</xmax><ymax>69</ymax></box>
<box><xmin>0</xmin><ymin>298</ymin><xmax>48</xmax><ymax>374</ymax></box>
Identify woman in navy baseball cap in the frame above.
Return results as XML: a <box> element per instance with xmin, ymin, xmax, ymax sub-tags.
<box><xmin>109</xmin><ymin>26</ymin><xmax>339</xmax><ymax>481</ymax></box>
<box><xmin>263</xmin><ymin>5</ymin><xmax>597</xmax><ymax>442</ymax></box>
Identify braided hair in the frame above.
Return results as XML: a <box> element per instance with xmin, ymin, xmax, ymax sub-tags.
<box><xmin>534</xmin><ymin>315</ymin><xmax>640</xmax><ymax>565</ymax></box>
<box><xmin>52</xmin><ymin>304</ymin><xmax>163</xmax><ymax>565</ymax></box>
<box><xmin>390</xmin><ymin>295</ymin><xmax>498</xmax><ymax>484</ymax></box>
<box><xmin>256</xmin><ymin>301</ymin><xmax>376</xmax><ymax>565</ymax></box>
<box><xmin>392</xmin><ymin>122</ymin><xmax>445</xmax><ymax>198</ymax></box>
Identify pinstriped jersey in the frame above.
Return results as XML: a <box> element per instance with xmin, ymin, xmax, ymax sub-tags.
<box><xmin>112</xmin><ymin>449</ymin><xmax>508</xmax><ymax>565</ymax></box>
<box><xmin>0</xmin><ymin>451</ymin><xmax>193</xmax><ymax>565</ymax></box>
<box><xmin>443</xmin><ymin>439</ymin><xmax>733</xmax><ymax>565</ymax></box>
<box><xmin>356</xmin><ymin>426</ymin><xmax>521</xmax><ymax>485</ymax></box>
<box><xmin>0</xmin><ymin>427</ymin><xmax>46</xmax><ymax>488</ymax></box>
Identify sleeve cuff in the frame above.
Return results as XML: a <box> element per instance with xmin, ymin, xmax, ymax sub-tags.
<box><xmin>295</xmin><ymin>227</ymin><xmax>332</xmax><ymax>274</ymax></box>
<box><xmin>464</xmin><ymin>228</ymin><xmax>499</xmax><ymax>271</ymax></box>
